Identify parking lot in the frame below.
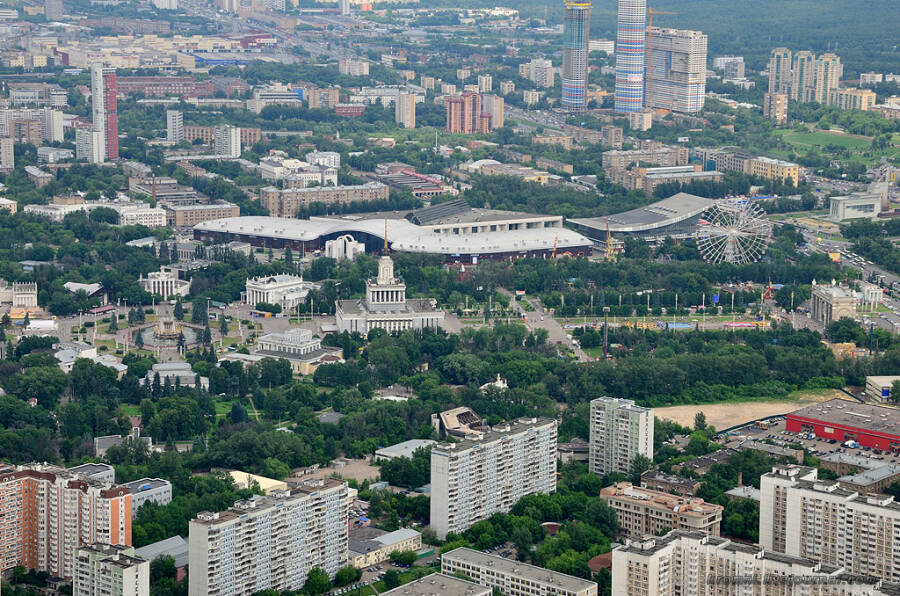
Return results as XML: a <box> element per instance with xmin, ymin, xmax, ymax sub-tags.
<box><xmin>725</xmin><ymin>417</ymin><xmax>900</xmax><ymax>466</ymax></box>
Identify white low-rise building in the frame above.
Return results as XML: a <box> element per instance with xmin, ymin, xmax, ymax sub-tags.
<box><xmin>324</xmin><ymin>235</ymin><xmax>365</xmax><ymax>261</ymax></box>
<box><xmin>139</xmin><ymin>268</ymin><xmax>191</xmax><ymax>299</ymax></box>
<box><xmin>244</xmin><ymin>274</ymin><xmax>319</xmax><ymax>310</ymax></box>
<box><xmin>254</xmin><ymin>328</ymin><xmax>344</xmax><ymax>374</ymax></box>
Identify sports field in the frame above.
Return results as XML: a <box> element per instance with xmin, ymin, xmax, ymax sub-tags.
<box><xmin>775</xmin><ymin>129</ymin><xmax>872</xmax><ymax>151</ymax></box>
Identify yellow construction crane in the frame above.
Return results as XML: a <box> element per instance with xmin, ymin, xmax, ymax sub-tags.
<box><xmin>645</xmin><ymin>7</ymin><xmax>678</xmax><ymax>109</ymax></box>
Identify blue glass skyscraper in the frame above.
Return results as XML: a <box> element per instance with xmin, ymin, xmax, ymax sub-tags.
<box><xmin>614</xmin><ymin>0</ymin><xmax>647</xmax><ymax>112</ymax></box>
<box><xmin>562</xmin><ymin>0</ymin><xmax>591</xmax><ymax>112</ymax></box>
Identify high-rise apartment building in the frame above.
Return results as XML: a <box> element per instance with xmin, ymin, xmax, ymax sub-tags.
<box><xmin>214</xmin><ymin>124</ymin><xmax>241</xmax><ymax>158</ymax></box>
<box><xmin>589</xmin><ymin>396</ymin><xmax>653</xmax><ymax>476</ymax></box>
<box><xmin>814</xmin><ymin>53</ymin><xmax>842</xmax><ymax>104</ymax></box>
<box><xmin>481</xmin><ymin>94</ymin><xmax>504</xmax><ymax>129</ymax></box>
<box><xmin>339</xmin><ymin>0</ymin><xmax>349</xmax><ymax>16</ymax></box>
<box><xmin>90</xmin><ymin>62</ymin><xmax>118</xmax><ymax>160</ymax></box>
<box><xmin>477</xmin><ymin>74</ymin><xmax>493</xmax><ymax>93</ymax></box>
<box><xmin>189</xmin><ymin>480</ymin><xmax>349</xmax><ymax>596</ymax></box>
<box><xmin>764</xmin><ymin>92</ymin><xmax>788</xmax><ymax>123</ymax></box>
<box><xmin>166</xmin><ymin>110</ymin><xmax>183</xmax><ymax>144</ymax></box>
<box><xmin>74</xmin><ymin>544</ymin><xmax>149</xmax><ymax>596</ymax></box>
<box><xmin>395</xmin><ymin>93</ymin><xmax>415</xmax><ymax>129</ymax></box>
<box><xmin>761</xmin><ymin>465</ymin><xmax>900</xmax><ymax>582</ymax></box>
<box><xmin>45</xmin><ymin>0</ymin><xmax>64</xmax><ymax>20</ymax></box>
<box><xmin>644</xmin><ymin>27</ymin><xmax>707</xmax><ymax>113</ymax></box>
<box><xmin>561</xmin><ymin>0</ymin><xmax>591</xmax><ymax>112</ymax></box>
<box><xmin>430</xmin><ymin>418</ymin><xmax>557</xmax><ymax>539</ymax></box>
<box><xmin>445</xmin><ymin>92</ymin><xmax>490</xmax><ymax>134</ymax></box>
<box><xmin>791</xmin><ymin>50</ymin><xmax>816</xmax><ymax>101</ymax></box>
<box><xmin>614</xmin><ymin>0</ymin><xmax>647</xmax><ymax>112</ymax></box>
<box><xmin>0</xmin><ymin>464</ymin><xmax>132</xmax><ymax>579</ymax></box>
<box><xmin>0</xmin><ymin>137</ymin><xmax>13</xmax><ymax>170</ymax></box>
<box><xmin>519</xmin><ymin>59</ymin><xmax>556</xmax><ymax>88</ymax></box>
<box><xmin>76</xmin><ymin>128</ymin><xmax>105</xmax><ymax>164</ymax></box>
<box><xmin>612</xmin><ymin>530</ymin><xmax>896</xmax><ymax>596</ymax></box>
<box><xmin>768</xmin><ymin>47</ymin><xmax>792</xmax><ymax>94</ymax></box>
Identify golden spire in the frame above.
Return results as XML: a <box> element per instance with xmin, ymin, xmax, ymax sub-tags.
<box><xmin>383</xmin><ymin>218</ymin><xmax>389</xmax><ymax>254</ymax></box>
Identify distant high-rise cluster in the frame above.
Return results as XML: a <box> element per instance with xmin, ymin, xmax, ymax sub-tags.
<box><xmin>445</xmin><ymin>92</ymin><xmax>499</xmax><ymax>134</ymax></box>
<box><xmin>768</xmin><ymin>48</ymin><xmax>843</xmax><ymax>103</ymax></box>
<box><xmin>561</xmin><ymin>0</ymin><xmax>591</xmax><ymax>112</ymax></box>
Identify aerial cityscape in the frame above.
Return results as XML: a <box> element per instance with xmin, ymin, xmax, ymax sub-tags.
<box><xmin>0</xmin><ymin>0</ymin><xmax>897</xmax><ymax>594</ymax></box>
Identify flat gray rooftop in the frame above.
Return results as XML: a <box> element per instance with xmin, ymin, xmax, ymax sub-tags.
<box><xmin>381</xmin><ymin>573</ymin><xmax>490</xmax><ymax>596</ymax></box>
<box><xmin>570</xmin><ymin>193</ymin><xmax>715</xmax><ymax>232</ymax></box>
<box><xmin>442</xmin><ymin>547</ymin><xmax>595</xmax><ymax>592</ymax></box>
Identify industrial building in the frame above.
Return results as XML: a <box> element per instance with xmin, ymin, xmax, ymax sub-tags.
<box><xmin>571</xmin><ymin>193</ymin><xmax>716</xmax><ymax>244</ymax></box>
<box><xmin>786</xmin><ymin>398</ymin><xmax>900</xmax><ymax>451</ymax></box>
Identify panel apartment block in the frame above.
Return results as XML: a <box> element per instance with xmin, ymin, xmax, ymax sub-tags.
<box><xmin>188</xmin><ymin>479</ymin><xmax>348</xmax><ymax>596</ymax></box>
<box><xmin>761</xmin><ymin>465</ymin><xmax>900</xmax><ymax>582</ymax></box>
<box><xmin>589</xmin><ymin>396</ymin><xmax>653</xmax><ymax>476</ymax></box>
<box><xmin>430</xmin><ymin>418</ymin><xmax>557</xmax><ymax>539</ymax></box>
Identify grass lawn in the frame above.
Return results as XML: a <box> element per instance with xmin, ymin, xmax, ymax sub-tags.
<box><xmin>119</xmin><ymin>404</ymin><xmax>141</xmax><ymax>417</ymax></box>
<box><xmin>214</xmin><ymin>400</ymin><xmax>234</xmax><ymax>416</ymax></box>
<box><xmin>775</xmin><ymin>129</ymin><xmax>872</xmax><ymax>151</ymax></box>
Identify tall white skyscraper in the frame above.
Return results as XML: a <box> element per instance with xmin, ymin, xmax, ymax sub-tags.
<box><xmin>645</xmin><ymin>27</ymin><xmax>707</xmax><ymax>113</ymax></box>
<box><xmin>90</xmin><ymin>62</ymin><xmax>118</xmax><ymax>160</ymax></box>
<box><xmin>614</xmin><ymin>0</ymin><xmax>647</xmax><ymax>112</ymax></box>
<box><xmin>430</xmin><ymin>418</ymin><xmax>557</xmax><ymax>539</ymax></box>
<box><xmin>339</xmin><ymin>0</ymin><xmax>349</xmax><ymax>16</ymax></box>
<box><xmin>166</xmin><ymin>110</ymin><xmax>184</xmax><ymax>144</ymax></box>
<box><xmin>189</xmin><ymin>480</ymin><xmax>349</xmax><ymax>596</ymax></box>
<box><xmin>589</xmin><ymin>396</ymin><xmax>653</xmax><ymax>475</ymax></box>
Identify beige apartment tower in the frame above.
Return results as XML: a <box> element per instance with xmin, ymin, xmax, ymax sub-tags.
<box><xmin>600</xmin><ymin>482</ymin><xmax>723</xmax><ymax>537</ymax></box>
<box><xmin>768</xmin><ymin>47</ymin><xmax>792</xmax><ymax>94</ymax></box>
<box><xmin>764</xmin><ymin>92</ymin><xmax>788</xmax><ymax>123</ymax></box>
<box><xmin>430</xmin><ymin>418</ymin><xmax>557</xmax><ymax>539</ymax></box>
<box><xmin>395</xmin><ymin>93</ymin><xmax>415</xmax><ymax>129</ymax></box>
<box><xmin>589</xmin><ymin>396</ymin><xmax>653</xmax><ymax>476</ymax></box>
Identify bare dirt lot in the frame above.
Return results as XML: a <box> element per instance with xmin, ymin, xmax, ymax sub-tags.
<box><xmin>298</xmin><ymin>458</ymin><xmax>381</xmax><ymax>484</ymax></box>
<box><xmin>654</xmin><ymin>390</ymin><xmax>843</xmax><ymax>429</ymax></box>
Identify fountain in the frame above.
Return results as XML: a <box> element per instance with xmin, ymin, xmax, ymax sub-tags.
<box><xmin>134</xmin><ymin>319</ymin><xmax>200</xmax><ymax>347</ymax></box>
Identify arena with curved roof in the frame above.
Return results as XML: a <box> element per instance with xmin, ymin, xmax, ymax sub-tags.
<box><xmin>193</xmin><ymin>215</ymin><xmax>593</xmax><ymax>262</ymax></box>
<box><xmin>570</xmin><ymin>193</ymin><xmax>716</xmax><ymax>243</ymax></box>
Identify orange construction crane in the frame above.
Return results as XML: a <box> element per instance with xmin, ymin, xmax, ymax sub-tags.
<box><xmin>645</xmin><ymin>7</ymin><xmax>678</xmax><ymax>109</ymax></box>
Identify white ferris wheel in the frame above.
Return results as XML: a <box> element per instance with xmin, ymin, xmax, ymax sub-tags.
<box><xmin>696</xmin><ymin>200</ymin><xmax>772</xmax><ymax>264</ymax></box>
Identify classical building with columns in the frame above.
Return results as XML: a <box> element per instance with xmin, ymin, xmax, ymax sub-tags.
<box><xmin>243</xmin><ymin>274</ymin><xmax>318</xmax><ymax>311</ymax></box>
<box><xmin>138</xmin><ymin>268</ymin><xmax>190</xmax><ymax>300</ymax></box>
<box><xmin>335</xmin><ymin>255</ymin><xmax>444</xmax><ymax>334</ymax></box>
